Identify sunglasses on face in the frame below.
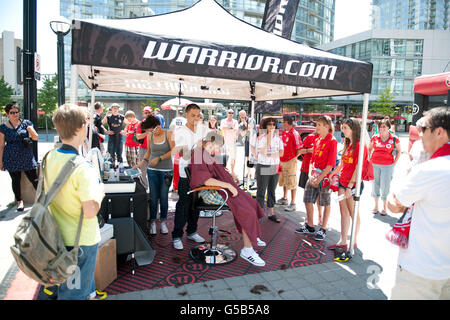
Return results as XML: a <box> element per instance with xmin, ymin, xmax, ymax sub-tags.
<box><xmin>267</xmin><ymin>123</ymin><xmax>276</xmax><ymax>126</ymax></box>
<box><xmin>421</xmin><ymin>126</ymin><xmax>432</xmax><ymax>132</ymax></box>
<box><xmin>9</xmin><ymin>111</ymin><xmax>19</xmax><ymax>115</ymax></box>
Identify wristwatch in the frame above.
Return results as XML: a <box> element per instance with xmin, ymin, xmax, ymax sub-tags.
<box><xmin>159</xmin><ymin>156</ymin><xmax>162</xmax><ymax>162</ymax></box>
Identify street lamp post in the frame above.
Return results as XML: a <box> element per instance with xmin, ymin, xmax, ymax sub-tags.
<box><xmin>50</xmin><ymin>19</ymin><xmax>71</xmax><ymax>107</ymax></box>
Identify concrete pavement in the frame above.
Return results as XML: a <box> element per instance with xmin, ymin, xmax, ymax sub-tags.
<box><xmin>0</xmin><ymin>132</ymin><xmax>412</xmax><ymax>300</ymax></box>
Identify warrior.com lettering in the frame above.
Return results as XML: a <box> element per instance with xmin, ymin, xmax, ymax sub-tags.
<box><xmin>143</xmin><ymin>41</ymin><xmax>337</xmax><ymax>81</ymax></box>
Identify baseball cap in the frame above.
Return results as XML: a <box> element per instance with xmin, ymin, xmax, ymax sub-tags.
<box><xmin>111</xmin><ymin>103</ymin><xmax>120</xmax><ymax>109</ymax></box>
<box><xmin>143</xmin><ymin>106</ymin><xmax>153</xmax><ymax>113</ymax></box>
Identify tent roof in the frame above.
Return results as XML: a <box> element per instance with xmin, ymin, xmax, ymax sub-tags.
<box><xmin>71</xmin><ymin>0</ymin><xmax>372</xmax><ymax>102</ymax></box>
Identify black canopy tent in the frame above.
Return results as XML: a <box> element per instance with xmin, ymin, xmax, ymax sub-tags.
<box><xmin>70</xmin><ymin>0</ymin><xmax>372</xmax><ymax>257</ymax></box>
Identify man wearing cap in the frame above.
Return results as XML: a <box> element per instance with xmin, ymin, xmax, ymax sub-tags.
<box><xmin>220</xmin><ymin>109</ymin><xmax>239</xmax><ymax>175</ymax></box>
<box><xmin>103</xmin><ymin>103</ymin><xmax>125</xmax><ymax>166</ymax></box>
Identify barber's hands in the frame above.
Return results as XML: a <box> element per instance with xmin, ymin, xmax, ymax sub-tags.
<box><xmin>0</xmin><ymin>162</ymin><xmax>3</xmax><ymax>171</ymax></box>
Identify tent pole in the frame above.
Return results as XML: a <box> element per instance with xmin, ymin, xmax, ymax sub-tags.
<box><xmin>69</xmin><ymin>64</ymin><xmax>78</xmax><ymax>106</ymax></box>
<box><xmin>349</xmin><ymin>93</ymin><xmax>370</xmax><ymax>256</ymax></box>
<box><xmin>88</xmin><ymin>88</ymin><xmax>95</xmax><ymax>151</ymax></box>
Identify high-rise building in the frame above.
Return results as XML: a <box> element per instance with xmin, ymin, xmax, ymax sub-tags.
<box><xmin>371</xmin><ymin>0</ymin><xmax>449</xmax><ymax>31</ymax></box>
<box><xmin>0</xmin><ymin>31</ymin><xmax>23</xmax><ymax>96</ymax></box>
<box><xmin>318</xmin><ymin>29</ymin><xmax>450</xmax><ymax>107</ymax></box>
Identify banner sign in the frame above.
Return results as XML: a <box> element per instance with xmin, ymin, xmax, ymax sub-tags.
<box><xmin>261</xmin><ymin>0</ymin><xmax>300</xmax><ymax>39</ymax></box>
<box><xmin>257</xmin><ymin>0</ymin><xmax>300</xmax><ymax>113</ymax></box>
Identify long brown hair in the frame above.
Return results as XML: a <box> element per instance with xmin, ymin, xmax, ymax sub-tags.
<box><xmin>342</xmin><ymin>118</ymin><xmax>361</xmax><ymax>152</ymax></box>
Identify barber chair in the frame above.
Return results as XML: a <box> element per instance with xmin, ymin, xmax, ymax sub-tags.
<box><xmin>185</xmin><ymin>168</ymin><xmax>237</xmax><ymax>265</ymax></box>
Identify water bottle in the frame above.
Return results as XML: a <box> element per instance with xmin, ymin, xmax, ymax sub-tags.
<box><xmin>118</xmin><ymin>162</ymin><xmax>124</xmax><ymax>175</ymax></box>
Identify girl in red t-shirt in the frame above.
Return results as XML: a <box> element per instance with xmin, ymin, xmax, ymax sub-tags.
<box><xmin>369</xmin><ymin>118</ymin><xmax>401</xmax><ymax>216</ymax></box>
<box><xmin>328</xmin><ymin>118</ymin><xmax>368</xmax><ymax>251</ymax></box>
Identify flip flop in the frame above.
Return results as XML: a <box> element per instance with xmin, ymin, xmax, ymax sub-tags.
<box><xmin>380</xmin><ymin>210</ymin><xmax>387</xmax><ymax>216</ymax></box>
<box><xmin>372</xmin><ymin>209</ymin><xmax>379</xmax><ymax>215</ymax></box>
<box><xmin>268</xmin><ymin>214</ymin><xmax>281</xmax><ymax>223</ymax></box>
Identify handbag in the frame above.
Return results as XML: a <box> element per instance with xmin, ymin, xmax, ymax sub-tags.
<box><xmin>385</xmin><ymin>206</ymin><xmax>413</xmax><ymax>249</ymax></box>
<box><xmin>199</xmin><ymin>189</ymin><xmax>225</xmax><ymax>205</ymax></box>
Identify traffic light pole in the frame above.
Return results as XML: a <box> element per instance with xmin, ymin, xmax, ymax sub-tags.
<box><xmin>23</xmin><ymin>0</ymin><xmax>38</xmax><ymax>160</ymax></box>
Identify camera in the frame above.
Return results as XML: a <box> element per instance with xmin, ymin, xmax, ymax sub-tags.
<box><xmin>22</xmin><ymin>137</ymin><xmax>33</xmax><ymax>148</ymax></box>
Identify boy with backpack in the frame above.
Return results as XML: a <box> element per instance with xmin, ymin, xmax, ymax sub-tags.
<box><xmin>45</xmin><ymin>104</ymin><xmax>105</xmax><ymax>299</ymax></box>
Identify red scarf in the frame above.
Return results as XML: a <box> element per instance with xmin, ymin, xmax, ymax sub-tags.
<box><xmin>429</xmin><ymin>142</ymin><xmax>450</xmax><ymax>160</ymax></box>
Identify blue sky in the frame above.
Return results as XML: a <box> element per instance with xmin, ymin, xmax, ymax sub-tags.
<box><xmin>0</xmin><ymin>0</ymin><xmax>371</xmax><ymax>76</ymax></box>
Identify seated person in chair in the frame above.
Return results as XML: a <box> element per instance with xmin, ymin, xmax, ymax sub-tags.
<box><xmin>189</xmin><ymin>131</ymin><xmax>267</xmax><ymax>267</ymax></box>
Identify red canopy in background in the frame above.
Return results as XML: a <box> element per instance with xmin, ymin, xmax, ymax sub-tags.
<box><xmin>392</xmin><ymin>115</ymin><xmax>406</xmax><ymax>120</ymax></box>
<box><xmin>414</xmin><ymin>72</ymin><xmax>450</xmax><ymax>96</ymax></box>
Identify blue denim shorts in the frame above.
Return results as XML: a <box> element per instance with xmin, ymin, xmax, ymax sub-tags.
<box><xmin>57</xmin><ymin>244</ymin><xmax>98</xmax><ymax>300</ymax></box>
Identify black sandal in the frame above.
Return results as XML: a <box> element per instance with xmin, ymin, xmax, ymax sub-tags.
<box><xmin>268</xmin><ymin>214</ymin><xmax>281</xmax><ymax>223</ymax></box>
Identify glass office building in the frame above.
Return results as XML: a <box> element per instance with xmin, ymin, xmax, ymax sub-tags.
<box><xmin>372</xmin><ymin>0</ymin><xmax>449</xmax><ymax>31</ymax></box>
<box><xmin>329</xmin><ymin>38</ymin><xmax>424</xmax><ymax>97</ymax></box>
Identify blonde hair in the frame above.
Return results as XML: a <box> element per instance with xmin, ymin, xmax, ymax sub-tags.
<box><xmin>52</xmin><ymin>104</ymin><xmax>87</xmax><ymax>140</ymax></box>
<box><xmin>125</xmin><ymin>110</ymin><xmax>136</xmax><ymax>119</ymax></box>
<box><xmin>316</xmin><ymin>115</ymin><xmax>335</xmax><ymax>135</ymax></box>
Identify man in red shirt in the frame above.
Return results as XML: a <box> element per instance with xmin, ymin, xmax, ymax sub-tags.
<box><xmin>277</xmin><ymin>115</ymin><xmax>303</xmax><ymax>212</ymax></box>
<box><xmin>296</xmin><ymin>116</ymin><xmax>337</xmax><ymax>241</ymax></box>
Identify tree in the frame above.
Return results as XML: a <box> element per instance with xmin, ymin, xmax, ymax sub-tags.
<box><xmin>37</xmin><ymin>74</ymin><xmax>58</xmax><ymax>139</ymax></box>
<box><xmin>370</xmin><ymin>87</ymin><xmax>397</xmax><ymax>117</ymax></box>
<box><xmin>0</xmin><ymin>77</ymin><xmax>14</xmax><ymax>116</ymax></box>
<box><xmin>140</xmin><ymin>98</ymin><xmax>157</xmax><ymax>111</ymax></box>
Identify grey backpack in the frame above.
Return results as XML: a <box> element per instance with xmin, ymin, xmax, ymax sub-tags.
<box><xmin>10</xmin><ymin>151</ymin><xmax>86</xmax><ymax>286</ymax></box>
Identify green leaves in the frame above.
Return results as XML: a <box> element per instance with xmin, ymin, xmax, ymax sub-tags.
<box><xmin>370</xmin><ymin>87</ymin><xmax>397</xmax><ymax>117</ymax></box>
<box><xmin>0</xmin><ymin>77</ymin><xmax>14</xmax><ymax>115</ymax></box>
<box><xmin>38</xmin><ymin>74</ymin><xmax>58</xmax><ymax>115</ymax></box>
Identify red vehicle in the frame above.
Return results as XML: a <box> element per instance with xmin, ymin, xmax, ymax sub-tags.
<box><xmin>259</xmin><ymin>115</ymin><xmax>316</xmax><ymax>140</ymax></box>
<box><xmin>409</xmin><ymin>72</ymin><xmax>450</xmax><ymax>151</ymax></box>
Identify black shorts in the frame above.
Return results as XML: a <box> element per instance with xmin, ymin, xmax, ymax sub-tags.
<box><xmin>338</xmin><ymin>181</ymin><xmax>364</xmax><ymax>194</ymax></box>
<box><xmin>298</xmin><ymin>171</ymin><xmax>309</xmax><ymax>189</ymax></box>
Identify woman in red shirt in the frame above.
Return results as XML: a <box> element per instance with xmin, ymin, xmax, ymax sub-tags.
<box><xmin>369</xmin><ymin>118</ymin><xmax>401</xmax><ymax>216</ymax></box>
<box><xmin>328</xmin><ymin>118</ymin><xmax>367</xmax><ymax>250</ymax></box>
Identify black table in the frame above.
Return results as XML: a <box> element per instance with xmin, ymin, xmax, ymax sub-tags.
<box><xmin>99</xmin><ymin>178</ymin><xmax>148</xmax><ymax>233</ymax></box>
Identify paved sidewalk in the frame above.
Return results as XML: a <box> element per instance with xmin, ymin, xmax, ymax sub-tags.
<box><xmin>0</xmin><ymin>134</ymin><xmax>411</xmax><ymax>300</ymax></box>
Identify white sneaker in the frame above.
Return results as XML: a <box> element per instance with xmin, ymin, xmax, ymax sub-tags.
<box><xmin>173</xmin><ymin>238</ymin><xmax>183</xmax><ymax>250</ymax></box>
<box><xmin>240</xmin><ymin>248</ymin><xmax>265</xmax><ymax>267</ymax></box>
<box><xmin>257</xmin><ymin>237</ymin><xmax>266</xmax><ymax>247</ymax></box>
<box><xmin>285</xmin><ymin>204</ymin><xmax>296</xmax><ymax>212</ymax></box>
<box><xmin>187</xmin><ymin>232</ymin><xmax>205</xmax><ymax>243</ymax></box>
<box><xmin>150</xmin><ymin>222</ymin><xmax>157</xmax><ymax>235</ymax></box>
<box><xmin>160</xmin><ymin>221</ymin><xmax>168</xmax><ymax>234</ymax></box>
